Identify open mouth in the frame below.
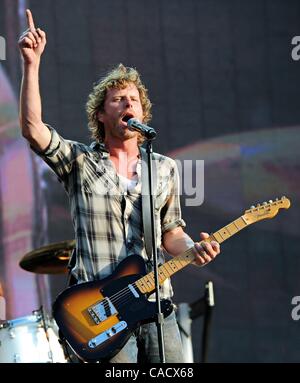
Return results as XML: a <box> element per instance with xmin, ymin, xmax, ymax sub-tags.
<box><xmin>121</xmin><ymin>113</ymin><xmax>134</xmax><ymax>123</ymax></box>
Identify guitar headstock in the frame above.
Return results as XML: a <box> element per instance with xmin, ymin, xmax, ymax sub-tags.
<box><xmin>243</xmin><ymin>196</ymin><xmax>291</xmax><ymax>224</ymax></box>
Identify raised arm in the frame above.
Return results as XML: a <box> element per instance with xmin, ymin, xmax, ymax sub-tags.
<box><xmin>18</xmin><ymin>9</ymin><xmax>51</xmax><ymax>151</ymax></box>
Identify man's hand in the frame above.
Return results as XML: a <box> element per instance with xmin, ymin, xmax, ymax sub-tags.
<box><xmin>18</xmin><ymin>9</ymin><xmax>46</xmax><ymax>65</ymax></box>
<box><xmin>193</xmin><ymin>232</ymin><xmax>220</xmax><ymax>266</ymax></box>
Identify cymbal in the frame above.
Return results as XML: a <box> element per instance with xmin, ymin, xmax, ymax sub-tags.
<box><xmin>19</xmin><ymin>240</ymin><xmax>76</xmax><ymax>274</ymax></box>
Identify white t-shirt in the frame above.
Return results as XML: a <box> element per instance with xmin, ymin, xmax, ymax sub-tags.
<box><xmin>118</xmin><ymin>173</ymin><xmax>138</xmax><ymax>192</ymax></box>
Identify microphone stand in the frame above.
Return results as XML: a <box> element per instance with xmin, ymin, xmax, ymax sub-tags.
<box><xmin>145</xmin><ymin>138</ymin><xmax>166</xmax><ymax>363</ymax></box>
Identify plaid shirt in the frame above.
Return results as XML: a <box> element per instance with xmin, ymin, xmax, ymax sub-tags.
<box><xmin>32</xmin><ymin>126</ymin><xmax>186</xmax><ymax>299</ymax></box>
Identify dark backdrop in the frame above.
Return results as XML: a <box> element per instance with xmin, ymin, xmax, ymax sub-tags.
<box><xmin>1</xmin><ymin>0</ymin><xmax>300</xmax><ymax>362</ymax></box>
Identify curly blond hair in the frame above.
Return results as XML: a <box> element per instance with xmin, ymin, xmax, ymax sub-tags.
<box><xmin>86</xmin><ymin>64</ymin><xmax>152</xmax><ymax>144</ymax></box>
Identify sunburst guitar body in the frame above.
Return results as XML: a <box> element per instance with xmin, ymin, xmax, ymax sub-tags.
<box><xmin>53</xmin><ymin>254</ymin><xmax>173</xmax><ymax>362</ymax></box>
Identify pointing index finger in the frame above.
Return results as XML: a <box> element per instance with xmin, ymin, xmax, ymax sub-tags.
<box><xmin>26</xmin><ymin>9</ymin><xmax>35</xmax><ymax>31</ymax></box>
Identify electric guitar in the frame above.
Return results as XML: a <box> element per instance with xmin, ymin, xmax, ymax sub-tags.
<box><xmin>53</xmin><ymin>196</ymin><xmax>290</xmax><ymax>362</ymax></box>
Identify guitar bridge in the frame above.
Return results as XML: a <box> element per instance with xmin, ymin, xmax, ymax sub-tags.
<box><xmin>88</xmin><ymin>298</ymin><xmax>117</xmax><ymax>324</ymax></box>
<box><xmin>88</xmin><ymin>321</ymin><xmax>127</xmax><ymax>348</ymax></box>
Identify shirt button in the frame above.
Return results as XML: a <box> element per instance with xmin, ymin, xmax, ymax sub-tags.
<box><xmin>128</xmin><ymin>239</ymin><xmax>131</xmax><ymax>244</ymax></box>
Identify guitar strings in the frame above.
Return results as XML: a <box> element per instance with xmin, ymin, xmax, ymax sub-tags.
<box><xmin>92</xmin><ymin>254</ymin><xmax>193</xmax><ymax>315</ymax></box>
<box><xmin>99</xmin><ymin>268</ymin><xmax>173</xmax><ymax>311</ymax></box>
<box><xmin>98</xmin><ymin>276</ymin><xmax>157</xmax><ymax>313</ymax></box>
<box><xmin>102</xmin><ymin>268</ymin><xmax>168</xmax><ymax>308</ymax></box>
<box><xmin>93</xmin><ymin>282</ymin><xmax>139</xmax><ymax>316</ymax></box>
<box><xmin>99</xmin><ymin>260</ymin><xmax>187</xmax><ymax>311</ymax></box>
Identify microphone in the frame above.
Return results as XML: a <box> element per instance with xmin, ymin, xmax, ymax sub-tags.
<box><xmin>127</xmin><ymin>118</ymin><xmax>157</xmax><ymax>140</ymax></box>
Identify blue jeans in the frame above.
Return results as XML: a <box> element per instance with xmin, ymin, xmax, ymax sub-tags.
<box><xmin>109</xmin><ymin>311</ymin><xmax>184</xmax><ymax>363</ymax></box>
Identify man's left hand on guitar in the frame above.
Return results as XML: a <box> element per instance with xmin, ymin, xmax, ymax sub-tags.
<box><xmin>193</xmin><ymin>232</ymin><xmax>220</xmax><ymax>266</ymax></box>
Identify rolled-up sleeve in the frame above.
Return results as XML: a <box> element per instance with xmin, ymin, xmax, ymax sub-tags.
<box><xmin>30</xmin><ymin>125</ymin><xmax>77</xmax><ymax>182</ymax></box>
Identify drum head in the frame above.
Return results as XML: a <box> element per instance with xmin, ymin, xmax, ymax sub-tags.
<box><xmin>0</xmin><ymin>312</ymin><xmax>67</xmax><ymax>363</ymax></box>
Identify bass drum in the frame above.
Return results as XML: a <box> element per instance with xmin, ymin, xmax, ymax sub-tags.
<box><xmin>0</xmin><ymin>310</ymin><xmax>67</xmax><ymax>363</ymax></box>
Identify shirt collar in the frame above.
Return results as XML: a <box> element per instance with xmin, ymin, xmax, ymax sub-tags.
<box><xmin>90</xmin><ymin>141</ymin><xmax>110</xmax><ymax>159</ymax></box>
<box><xmin>90</xmin><ymin>141</ymin><xmax>142</xmax><ymax>160</ymax></box>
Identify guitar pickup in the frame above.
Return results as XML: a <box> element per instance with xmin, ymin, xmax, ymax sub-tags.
<box><xmin>88</xmin><ymin>298</ymin><xmax>117</xmax><ymax>324</ymax></box>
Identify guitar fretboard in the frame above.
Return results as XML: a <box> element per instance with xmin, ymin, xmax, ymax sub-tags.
<box><xmin>135</xmin><ymin>216</ymin><xmax>248</xmax><ymax>294</ymax></box>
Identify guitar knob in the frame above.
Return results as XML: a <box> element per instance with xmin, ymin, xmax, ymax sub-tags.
<box><xmin>250</xmin><ymin>206</ymin><xmax>255</xmax><ymax>209</ymax></box>
<box><xmin>256</xmin><ymin>203</ymin><xmax>260</xmax><ymax>207</ymax></box>
<box><xmin>268</xmin><ymin>200</ymin><xmax>273</xmax><ymax>203</ymax></box>
<box><xmin>106</xmin><ymin>331</ymin><xmax>112</xmax><ymax>338</ymax></box>
<box><xmin>275</xmin><ymin>198</ymin><xmax>279</xmax><ymax>201</ymax></box>
<box><xmin>263</xmin><ymin>201</ymin><xmax>267</xmax><ymax>205</ymax></box>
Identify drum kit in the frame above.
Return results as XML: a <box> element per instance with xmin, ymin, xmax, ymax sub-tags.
<box><xmin>0</xmin><ymin>240</ymin><xmax>75</xmax><ymax>363</ymax></box>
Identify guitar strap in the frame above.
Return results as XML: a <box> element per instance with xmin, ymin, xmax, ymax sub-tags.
<box><xmin>66</xmin><ymin>249</ymin><xmax>77</xmax><ymax>287</ymax></box>
<box><xmin>139</xmin><ymin>146</ymin><xmax>157</xmax><ymax>271</ymax></box>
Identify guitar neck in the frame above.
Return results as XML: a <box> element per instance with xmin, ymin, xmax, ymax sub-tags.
<box><xmin>135</xmin><ymin>214</ymin><xmax>250</xmax><ymax>294</ymax></box>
